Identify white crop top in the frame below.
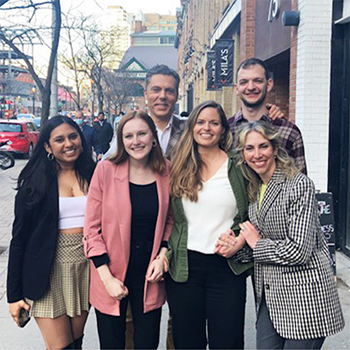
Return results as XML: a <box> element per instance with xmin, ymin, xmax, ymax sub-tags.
<box><xmin>58</xmin><ymin>196</ymin><xmax>87</xmax><ymax>230</ymax></box>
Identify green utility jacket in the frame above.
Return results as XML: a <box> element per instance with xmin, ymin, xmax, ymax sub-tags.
<box><xmin>167</xmin><ymin>151</ymin><xmax>253</xmax><ymax>283</ymax></box>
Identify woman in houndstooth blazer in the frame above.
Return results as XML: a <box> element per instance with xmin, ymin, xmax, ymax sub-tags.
<box><xmin>234</xmin><ymin>121</ymin><xmax>344</xmax><ymax>349</ymax></box>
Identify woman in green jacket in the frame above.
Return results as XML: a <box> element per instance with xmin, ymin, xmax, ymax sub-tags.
<box><xmin>166</xmin><ymin>100</ymin><xmax>252</xmax><ymax>349</ymax></box>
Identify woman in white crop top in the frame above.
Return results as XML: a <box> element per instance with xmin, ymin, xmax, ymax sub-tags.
<box><xmin>7</xmin><ymin>116</ymin><xmax>95</xmax><ymax>349</ymax></box>
<box><xmin>167</xmin><ymin>101</ymin><xmax>251</xmax><ymax>349</ymax></box>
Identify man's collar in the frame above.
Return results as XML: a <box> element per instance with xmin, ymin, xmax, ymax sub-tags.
<box><xmin>155</xmin><ymin>115</ymin><xmax>173</xmax><ymax>131</ymax></box>
<box><xmin>236</xmin><ymin>109</ymin><xmax>271</xmax><ymax>123</ymax></box>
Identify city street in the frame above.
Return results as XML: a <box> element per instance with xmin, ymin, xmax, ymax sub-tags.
<box><xmin>0</xmin><ymin>160</ymin><xmax>349</xmax><ymax>349</ymax></box>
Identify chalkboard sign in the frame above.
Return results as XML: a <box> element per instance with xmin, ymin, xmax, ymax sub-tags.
<box><xmin>316</xmin><ymin>192</ymin><xmax>336</xmax><ymax>272</ymax></box>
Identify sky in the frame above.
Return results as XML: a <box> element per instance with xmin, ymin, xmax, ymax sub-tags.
<box><xmin>62</xmin><ymin>0</ymin><xmax>181</xmax><ymax>17</ymax></box>
<box><xmin>1</xmin><ymin>0</ymin><xmax>181</xmax><ymax>86</ymax></box>
<box><xmin>54</xmin><ymin>0</ymin><xmax>181</xmax><ymax>84</ymax></box>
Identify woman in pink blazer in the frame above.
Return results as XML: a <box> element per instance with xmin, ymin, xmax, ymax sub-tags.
<box><xmin>84</xmin><ymin>111</ymin><xmax>173</xmax><ymax>349</ymax></box>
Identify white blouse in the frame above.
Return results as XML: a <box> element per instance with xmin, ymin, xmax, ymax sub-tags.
<box><xmin>182</xmin><ymin>158</ymin><xmax>238</xmax><ymax>254</ymax></box>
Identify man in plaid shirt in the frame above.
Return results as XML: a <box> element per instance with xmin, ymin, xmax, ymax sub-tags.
<box><xmin>229</xmin><ymin>57</ymin><xmax>307</xmax><ymax>174</ymax></box>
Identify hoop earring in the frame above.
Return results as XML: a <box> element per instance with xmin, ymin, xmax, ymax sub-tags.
<box><xmin>47</xmin><ymin>153</ymin><xmax>55</xmax><ymax>161</ymax></box>
<box><xmin>152</xmin><ymin>140</ymin><xmax>157</xmax><ymax>147</ymax></box>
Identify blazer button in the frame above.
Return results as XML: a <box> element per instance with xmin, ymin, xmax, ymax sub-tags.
<box><xmin>265</xmin><ymin>284</ymin><xmax>270</xmax><ymax>290</ymax></box>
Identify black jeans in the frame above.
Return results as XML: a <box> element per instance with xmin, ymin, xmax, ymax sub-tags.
<box><xmin>256</xmin><ymin>295</ymin><xmax>325</xmax><ymax>350</ymax></box>
<box><xmin>95</xmin><ymin>250</ymin><xmax>161</xmax><ymax>350</ymax></box>
<box><xmin>166</xmin><ymin>250</ymin><xmax>247</xmax><ymax>350</ymax></box>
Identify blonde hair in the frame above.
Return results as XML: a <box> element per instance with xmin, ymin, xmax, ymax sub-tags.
<box><xmin>235</xmin><ymin>121</ymin><xmax>298</xmax><ymax>202</ymax></box>
<box><xmin>109</xmin><ymin>111</ymin><xmax>166</xmax><ymax>173</ymax></box>
<box><xmin>170</xmin><ymin>101</ymin><xmax>233</xmax><ymax>202</ymax></box>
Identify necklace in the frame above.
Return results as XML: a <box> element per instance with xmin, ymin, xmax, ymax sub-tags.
<box><xmin>69</xmin><ymin>177</ymin><xmax>77</xmax><ymax>194</ymax></box>
<box><xmin>59</xmin><ymin>171</ymin><xmax>78</xmax><ymax>195</ymax></box>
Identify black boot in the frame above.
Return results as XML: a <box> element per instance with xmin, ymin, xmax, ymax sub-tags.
<box><xmin>73</xmin><ymin>335</ymin><xmax>84</xmax><ymax>349</ymax></box>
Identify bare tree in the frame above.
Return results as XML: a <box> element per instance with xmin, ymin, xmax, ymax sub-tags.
<box><xmin>103</xmin><ymin>68</ymin><xmax>135</xmax><ymax>116</ymax></box>
<box><xmin>0</xmin><ymin>0</ymin><xmax>61</xmax><ymax>123</ymax></box>
<box><xmin>58</xmin><ymin>12</ymin><xmax>85</xmax><ymax>110</ymax></box>
<box><xmin>75</xmin><ymin>20</ymin><xmax>123</xmax><ymax>114</ymax></box>
<box><xmin>59</xmin><ymin>12</ymin><xmax>128</xmax><ymax>116</ymax></box>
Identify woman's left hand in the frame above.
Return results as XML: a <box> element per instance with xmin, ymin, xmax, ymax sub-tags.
<box><xmin>214</xmin><ymin>229</ymin><xmax>244</xmax><ymax>258</ymax></box>
<box><xmin>146</xmin><ymin>256</ymin><xmax>165</xmax><ymax>283</ymax></box>
<box><xmin>239</xmin><ymin>221</ymin><xmax>261</xmax><ymax>249</ymax></box>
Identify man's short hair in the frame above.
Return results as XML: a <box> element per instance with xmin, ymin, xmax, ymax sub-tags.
<box><xmin>146</xmin><ymin>64</ymin><xmax>180</xmax><ymax>92</ymax></box>
<box><xmin>236</xmin><ymin>57</ymin><xmax>271</xmax><ymax>82</ymax></box>
<box><xmin>98</xmin><ymin>111</ymin><xmax>104</xmax><ymax>116</ymax></box>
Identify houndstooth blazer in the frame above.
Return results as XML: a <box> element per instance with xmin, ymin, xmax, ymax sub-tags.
<box><xmin>249</xmin><ymin>168</ymin><xmax>344</xmax><ymax>340</ymax></box>
<box><xmin>164</xmin><ymin>115</ymin><xmax>187</xmax><ymax>160</ymax></box>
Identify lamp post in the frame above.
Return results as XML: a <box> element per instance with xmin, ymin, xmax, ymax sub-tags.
<box><xmin>31</xmin><ymin>86</ymin><xmax>36</xmax><ymax>114</ymax></box>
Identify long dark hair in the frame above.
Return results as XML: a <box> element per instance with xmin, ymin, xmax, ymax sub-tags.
<box><xmin>109</xmin><ymin>111</ymin><xmax>166</xmax><ymax>174</ymax></box>
<box><xmin>17</xmin><ymin>116</ymin><xmax>96</xmax><ymax>208</ymax></box>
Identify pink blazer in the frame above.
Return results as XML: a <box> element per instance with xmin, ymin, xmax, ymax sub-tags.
<box><xmin>84</xmin><ymin>159</ymin><xmax>173</xmax><ymax>316</ymax></box>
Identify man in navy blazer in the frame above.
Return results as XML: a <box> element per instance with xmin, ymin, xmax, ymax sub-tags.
<box><xmin>93</xmin><ymin>111</ymin><xmax>113</xmax><ymax>154</ymax></box>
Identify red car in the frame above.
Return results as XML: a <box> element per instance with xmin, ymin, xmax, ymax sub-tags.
<box><xmin>0</xmin><ymin>119</ymin><xmax>39</xmax><ymax>157</ymax></box>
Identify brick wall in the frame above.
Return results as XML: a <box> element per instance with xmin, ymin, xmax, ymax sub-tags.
<box><xmin>295</xmin><ymin>0</ymin><xmax>333</xmax><ymax>190</ymax></box>
<box><xmin>177</xmin><ymin>0</ymin><xmax>240</xmax><ymax>114</ymax></box>
<box><xmin>240</xmin><ymin>0</ymin><xmax>256</xmax><ymax>60</ymax></box>
<box><xmin>269</xmin><ymin>63</ymin><xmax>290</xmax><ymax>120</ymax></box>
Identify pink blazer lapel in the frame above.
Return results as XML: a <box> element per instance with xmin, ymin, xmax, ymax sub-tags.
<box><xmin>114</xmin><ymin>160</ymin><xmax>132</xmax><ymax>268</ymax></box>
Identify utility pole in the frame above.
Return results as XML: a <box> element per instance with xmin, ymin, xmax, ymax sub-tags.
<box><xmin>91</xmin><ymin>80</ymin><xmax>95</xmax><ymax>121</ymax></box>
<box><xmin>50</xmin><ymin>1</ymin><xmax>58</xmax><ymax>117</ymax></box>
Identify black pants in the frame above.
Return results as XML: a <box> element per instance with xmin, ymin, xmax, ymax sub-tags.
<box><xmin>257</xmin><ymin>295</ymin><xmax>325</xmax><ymax>350</ymax></box>
<box><xmin>95</xmin><ymin>251</ymin><xmax>161</xmax><ymax>350</ymax></box>
<box><xmin>166</xmin><ymin>250</ymin><xmax>247</xmax><ymax>350</ymax></box>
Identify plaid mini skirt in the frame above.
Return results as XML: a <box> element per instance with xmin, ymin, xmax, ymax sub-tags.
<box><xmin>26</xmin><ymin>233</ymin><xmax>90</xmax><ymax>318</ymax></box>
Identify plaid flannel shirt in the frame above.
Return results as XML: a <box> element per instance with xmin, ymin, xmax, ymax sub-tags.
<box><xmin>228</xmin><ymin>110</ymin><xmax>307</xmax><ymax>175</ymax></box>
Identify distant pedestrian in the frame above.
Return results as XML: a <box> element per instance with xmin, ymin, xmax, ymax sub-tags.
<box><xmin>93</xmin><ymin>112</ymin><xmax>113</xmax><ymax>154</ymax></box>
<box><xmin>7</xmin><ymin>116</ymin><xmax>95</xmax><ymax>349</ymax></box>
<box><xmin>235</xmin><ymin>121</ymin><xmax>344</xmax><ymax>349</ymax></box>
<box><xmin>75</xmin><ymin>110</ymin><xmax>102</xmax><ymax>160</ymax></box>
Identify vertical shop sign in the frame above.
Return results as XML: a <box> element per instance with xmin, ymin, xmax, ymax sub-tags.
<box><xmin>316</xmin><ymin>192</ymin><xmax>336</xmax><ymax>273</ymax></box>
<box><xmin>206</xmin><ymin>51</ymin><xmax>219</xmax><ymax>91</ymax></box>
<box><xmin>215</xmin><ymin>39</ymin><xmax>234</xmax><ymax>86</ymax></box>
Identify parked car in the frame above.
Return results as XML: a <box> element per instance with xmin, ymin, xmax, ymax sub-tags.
<box><xmin>17</xmin><ymin>113</ymin><xmax>36</xmax><ymax>120</ymax></box>
<box><xmin>32</xmin><ymin>117</ymin><xmax>41</xmax><ymax>129</ymax></box>
<box><xmin>0</xmin><ymin>119</ymin><xmax>39</xmax><ymax>157</ymax></box>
